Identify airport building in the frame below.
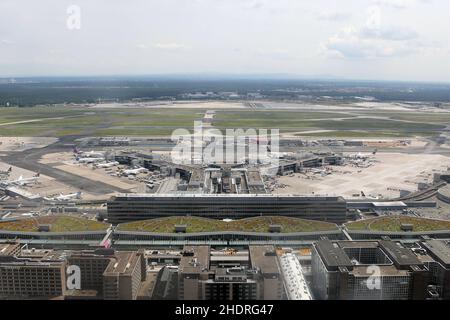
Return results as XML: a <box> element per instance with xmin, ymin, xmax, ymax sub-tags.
<box><xmin>311</xmin><ymin>238</ymin><xmax>429</xmax><ymax>300</ymax></box>
<box><xmin>437</xmin><ymin>185</ymin><xmax>450</xmax><ymax>204</ymax></box>
<box><xmin>107</xmin><ymin>194</ymin><xmax>348</xmax><ymax>224</ymax></box>
<box><xmin>178</xmin><ymin>245</ymin><xmax>284</xmax><ymax>300</ymax></box>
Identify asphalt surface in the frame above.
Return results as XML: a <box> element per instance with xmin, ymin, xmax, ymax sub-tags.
<box><xmin>0</xmin><ymin>135</ymin><xmax>130</xmax><ymax>195</ymax></box>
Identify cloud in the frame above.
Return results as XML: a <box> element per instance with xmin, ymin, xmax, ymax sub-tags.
<box><xmin>254</xmin><ymin>48</ymin><xmax>294</xmax><ymax>61</ymax></box>
<box><xmin>323</xmin><ymin>27</ymin><xmax>419</xmax><ymax>59</ymax></box>
<box><xmin>361</xmin><ymin>25</ymin><xmax>418</xmax><ymax>41</ymax></box>
<box><xmin>322</xmin><ymin>4</ymin><xmax>421</xmax><ymax>59</ymax></box>
<box><xmin>0</xmin><ymin>39</ymin><xmax>13</xmax><ymax>46</ymax></box>
<box><xmin>136</xmin><ymin>42</ymin><xmax>189</xmax><ymax>51</ymax></box>
<box><xmin>317</xmin><ymin>11</ymin><xmax>352</xmax><ymax>22</ymax></box>
<box><xmin>154</xmin><ymin>43</ymin><xmax>187</xmax><ymax>50</ymax></box>
<box><xmin>373</xmin><ymin>0</ymin><xmax>431</xmax><ymax>9</ymax></box>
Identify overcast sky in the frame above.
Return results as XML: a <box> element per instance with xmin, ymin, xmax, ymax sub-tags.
<box><xmin>0</xmin><ymin>0</ymin><xmax>449</xmax><ymax>81</ymax></box>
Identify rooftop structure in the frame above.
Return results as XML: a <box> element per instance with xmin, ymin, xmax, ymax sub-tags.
<box><xmin>113</xmin><ymin>216</ymin><xmax>342</xmax><ymax>248</ymax></box>
<box><xmin>0</xmin><ymin>216</ymin><xmax>109</xmax><ymax>233</ymax></box>
<box><xmin>117</xmin><ymin>216</ymin><xmax>338</xmax><ymax>234</ymax></box>
<box><xmin>279</xmin><ymin>253</ymin><xmax>312</xmax><ymax>300</ymax></box>
<box><xmin>0</xmin><ymin>241</ymin><xmax>21</xmax><ymax>257</ymax></box>
<box><xmin>437</xmin><ymin>185</ymin><xmax>450</xmax><ymax>203</ymax></box>
<box><xmin>346</xmin><ymin>216</ymin><xmax>450</xmax><ymax>233</ymax></box>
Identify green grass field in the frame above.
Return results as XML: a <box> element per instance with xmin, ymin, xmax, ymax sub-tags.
<box><xmin>212</xmin><ymin>110</ymin><xmax>445</xmax><ymax>137</ymax></box>
<box><xmin>0</xmin><ymin>106</ymin><xmax>203</xmax><ymax>137</ymax></box>
<box><xmin>117</xmin><ymin>216</ymin><xmax>338</xmax><ymax>233</ymax></box>
<box><xmin>0</xmin><ymin>106</ymin><xmax>446</xmax><ymax>138</ymax></box>
<box><xmin>346</xmin><ymin>216</ymin><xmax>450</xmax><ymax>232</ymax></box>
<box><xmin>0</xmin><ymin>216</ymin><xmax>109</xmax><ymax>232</ymax></box>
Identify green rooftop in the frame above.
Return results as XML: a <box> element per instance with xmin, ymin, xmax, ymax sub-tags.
<box><xmin>0</xmin><ymin>216</ymin><xmax>110</xmax><ymax>232</ymax></box>
<box><xmin>117</xmin><ymin>216</ymin><xmax>339</xmax><ymax>233</ymax></box>
<box><xmin>346</xmin><ymin>216</ymin><xmax>450</xmax><ymax>232</ymax></box>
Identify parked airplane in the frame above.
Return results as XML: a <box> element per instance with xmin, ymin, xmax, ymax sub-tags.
<box><xmin>76</xmin><ymin>157</ymin><xmax>105</xmax><ymax>164</ymax></box>
<box><xmin>94</xmin><ymin>161</ymin><xmax>119</xmax><ymax>168</ymax></box>
<box><xmin>0</xmin><ymin>167</ymin><xmax>12</xmax><ymax>175</ymax></box>
<box><xmin>73</xmin><ymin>147</ymin><xmax>104</xmax><ymax>158</ymax></box>
<box><xmin>121</xmin><ymin>167</ymin><xmax>148</xmax><ymax>176</ymax></box>
<box><xmin>2</xmin><ymin>173</ymin><xmax>40</xmax><ymax>186</ymax></box>
<box><xmin>44</xmin><ymin>191</ymin><xmax>82</xmax><ymax>202</ymax></box>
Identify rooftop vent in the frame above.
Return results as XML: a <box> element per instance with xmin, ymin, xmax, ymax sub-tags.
<box><xmin>175</xmin><ymin>225</ymin><xmax>187</xmax><ymax>233</ymax></box>
<box><xmin>269</xmin><ymin>225</ymin><xmax>282</xmax><ymax>233</ymax></box>
<box><xmin>38</xmin><ymin>224</ymin><xmax>51</xmax><ymax>232</ymax></box>
<box><xmin>401</xmin><ymin>224</ymin><xmax>414</xmax><ymax>232</ymax></box>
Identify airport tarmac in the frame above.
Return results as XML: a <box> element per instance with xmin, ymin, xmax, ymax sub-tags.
<box><xmin>0</xmin><ymin>137</ymin><xmax>57</xmax><ymax>152</ymax></box>
<box><xmin>90</xmin><ymin>101</ymin><xmax>247</xmax><ymax>109</ymax></box>
<box><xmin>271</xmin><ymin>152</ymin><xmax>450</xmax><ymax>199</ymax></box>
<box><xmin>40</xmin><ymin>152</ymin><xmax>147</xmax><ymax>193</ymax></box>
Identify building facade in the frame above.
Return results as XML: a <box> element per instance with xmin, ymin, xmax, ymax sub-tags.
<box><xmin>178</xmin><ymin>245</ymin><xmax>284</xmax><ymax>300</ymax></box>
<box><xmin>107</xmin><ymin>194</ymin><xmax>347</xmax><ymax>224</ymax></box>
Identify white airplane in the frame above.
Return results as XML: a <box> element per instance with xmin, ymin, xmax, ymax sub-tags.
<box><xmin>350</xmin><ymin>153</ymin><xmax>369</xmax><ymax>160</ymax></box>
<box><xmin>0</xmin><ymin>167</ymin><xmax>12</xmax><ymax>175</ymax></box>
<box><xmin>95</xmin><ymin>161</ymin><xmax>119</xmax><ymax>168</ymax></box>
<box><xmin>73</xmin><ymin>147</ymin><xmax>104</xmax><ymax>158</ymax></box>
<box><xmin>81</xmin><ymin>150</ymin><xmax>105</xmax><ymax>158</ymax></box>
<box><xmin>121</xmin><ymin>167</ymin><xmax>148</xmax><ymax>176</ymax></box>
<box><xmin>76</xmin><ymin>157</ymin><xmax>105</xmax><ymax>164</ymax></box>
<box><xmin>44</xmin><ymin>191</ymin><xmax>82</xmax><ymax>202</ymax></box>
<box><xmin>3</xmin><ymin>173</ymin><xmax>40</xmax><ymax>186</ymax></box>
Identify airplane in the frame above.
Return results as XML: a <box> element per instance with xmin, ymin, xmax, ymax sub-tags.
<box><xmin>76</xmin><ymin>157</ymin><xmax>105</xmax><ymax>164</ymax></box>
<box><xmin>2</xmin><ymin>173</ymin><xmax>40</xmax><ymax>186</ymax></box>
<box><xmin>94</xmin><ymin>161</ymin><xmax>119</xmax><ymax>168</ymax></box>
<box><xmin>349</xmin><ymin>153</ymin><xmax>369</xmax><ymax>160</ymax></box>
<box><xmin>120</xmin><ymin>167</ymin><xmax>148</xmax><ymax>176</ymax></box>
<box><xmin>0</xmin><ymin>167</ymin><xmax>12</xmax><ymax>175</ymax></box>
<box><xmin>73</xmin><ymin>147</ymin><xmax>104</xmax><ymax>158</ymax></box>
<box><xmin>44</xmin><ymin>191</ymin><xmax>82</xmax><ymax>202</ymax></box>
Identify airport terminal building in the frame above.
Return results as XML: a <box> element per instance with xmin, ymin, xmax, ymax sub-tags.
<box><xmin>107</xmin><ymin>194</ymin><xmax>348</xmax><ymax>224</ymax></box>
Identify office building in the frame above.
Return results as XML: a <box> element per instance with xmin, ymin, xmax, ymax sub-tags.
<box><xmin>419</xmin><ymin>239</ymin><xmax>450</xmax><ymax>299</ymax></box>
<box><xmin>67</xmin><ymin>249</ymin><xmax>146</xmax><ymax>300</ymax></box>
<box><xmin>0</xmin><ymin>248</ymin><xmax>66</xmax><ymax>299</ymax></box>
<box><xmin>178</xmin><ymin>245</ymin><xmax>284</xmax><ymax>300</ymax></box>
<box><xmin>107</xmin><ymin>194</ymin><xmax>347</xmax><ymax>224</ymax></box>
<box><xmin>311</xmin><ymin>238</ymin><xmax>429</xmax><ymax>300</ymax></box>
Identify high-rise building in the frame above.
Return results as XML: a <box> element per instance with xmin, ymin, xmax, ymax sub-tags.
<box><xmin>67</xmin><ymin>249</ymin><xmax>146</xmax><ymax>300</ymax></box>
<box><xmin>311</xmin><ymin>238</ymin><xmax>429</xmax><ymax>300</ymax></box>
<box><xmin>178</xmin><ymin>245</ymin><xmax>284</xmax><ymax>300</ymax></box>
<box><xmin>0</xmin><ymin>246</ymin><xmax>66</xmax><ymax>299</ymax></box>
<box><xmin>419</xmin><ymin>239</ymin><xmax>450</xmax><ymax>299</ymax></box>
